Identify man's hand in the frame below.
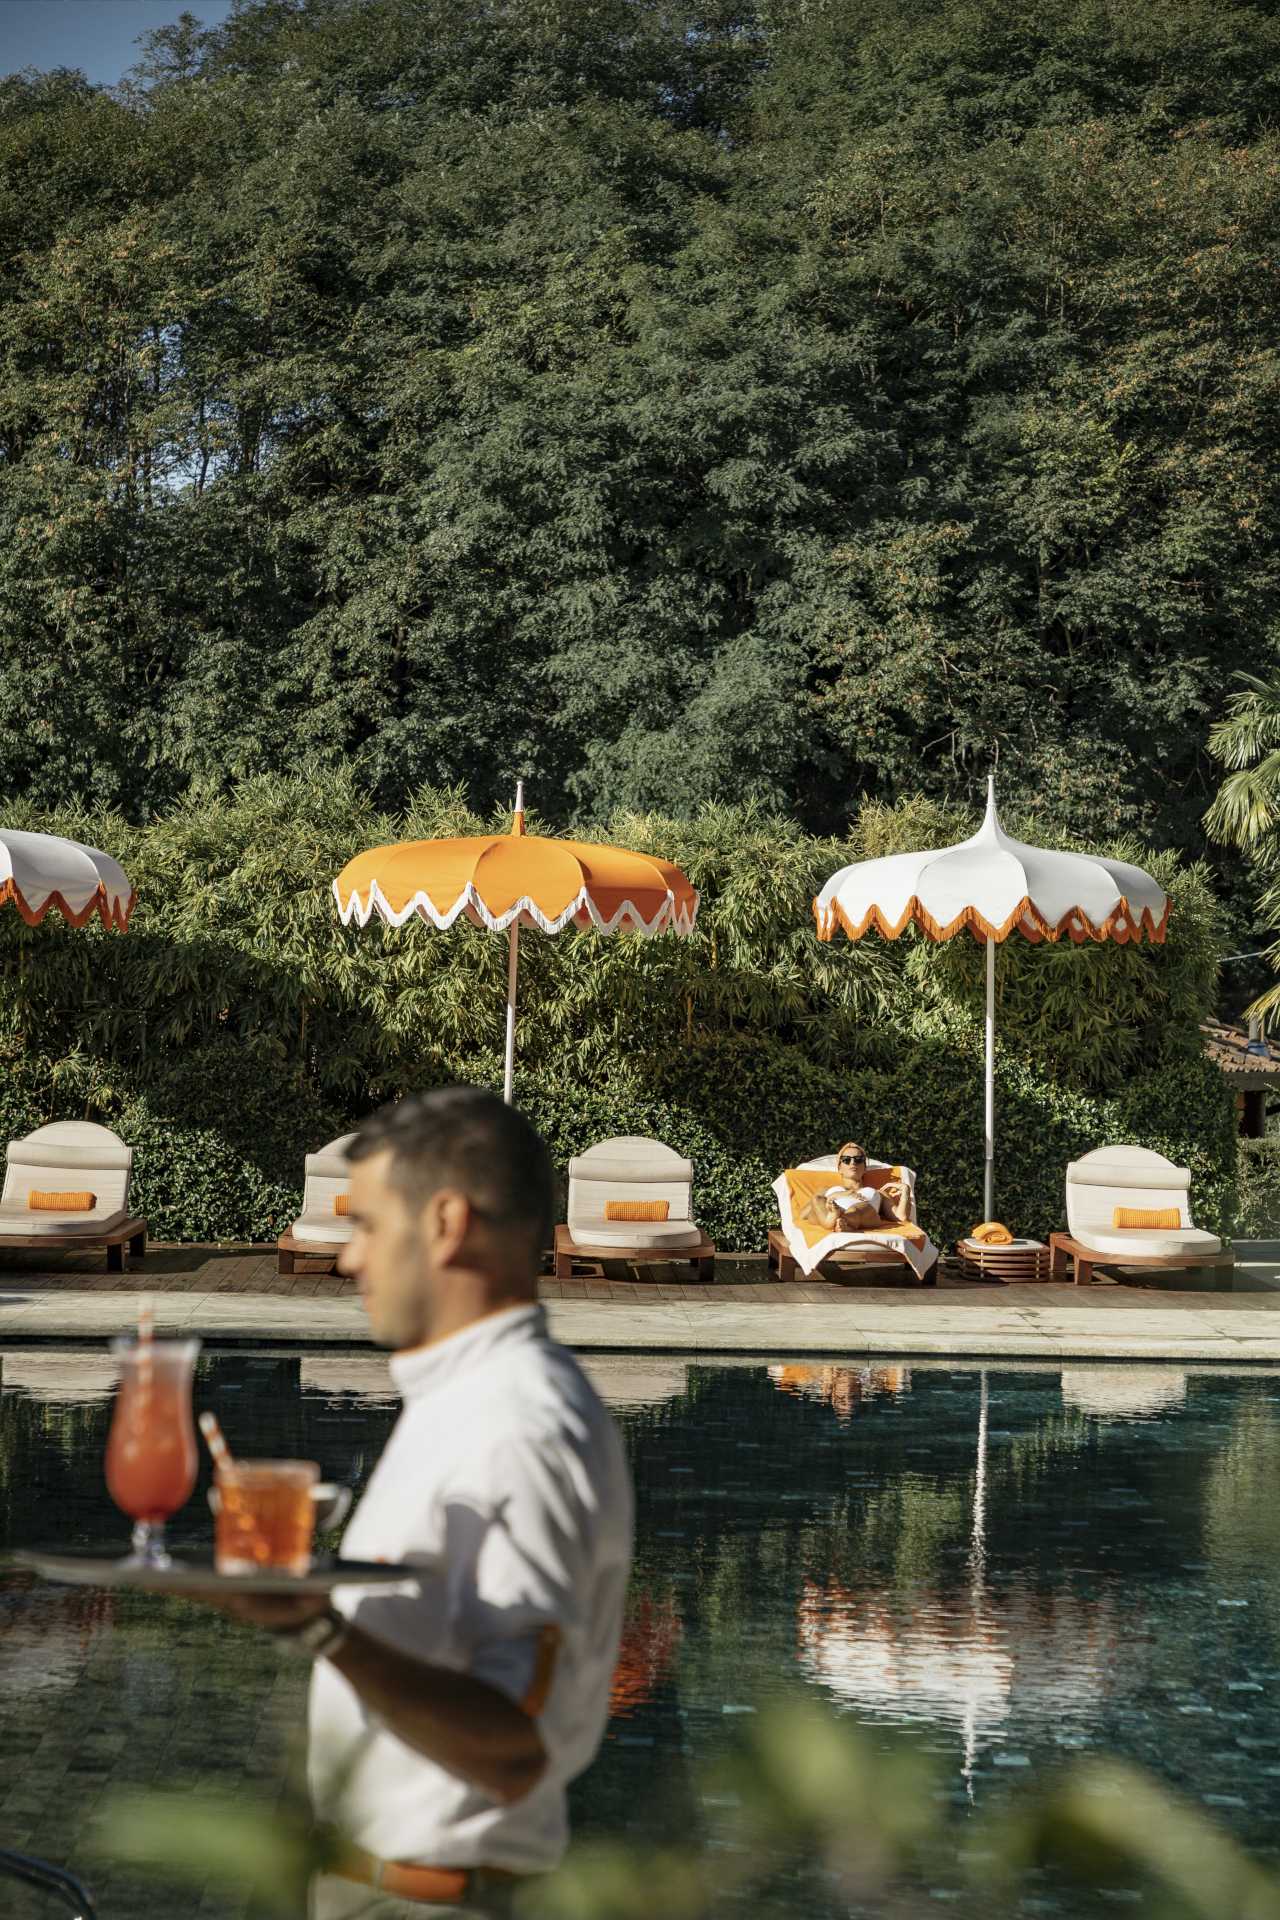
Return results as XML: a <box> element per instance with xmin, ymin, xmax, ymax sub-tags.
<box><xmin>189</xmin><ymin>1588</ymin><xmax>330</xmax><ymax>1629</ymax></box>
<box><xmin>184</xmin><ymin>1591</ymin><xmax>547</xmax><ymax>1804</ymax></box>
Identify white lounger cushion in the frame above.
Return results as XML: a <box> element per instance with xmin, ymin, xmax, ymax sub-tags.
<box><xmin>0</xmin><ymin>1121</ymin><xmax>133</xmax><ymax>1233</ymax></box>
<box><xmin>567</xmin><ymin>1136</ymin><xmax>702</xmax><ymax>1248</ymax></box>
<box><xmin>1065</xmin><ymin>1144</ymin><xmax>1220</xmax><ymax>1257</ymax></box>
<box><xmin>290</xmin><ymin>1133</ymin><xmax>357</xmax><ymax>1243</ymax></box>
<box><xmin>1070</xmin><ymin>1225</ymin><xmax>1222</xmax><ymax>1258</ymax></box>
<box><xmin>0</xmin><ymin>1205</ymin><xmax>130</xmax><ymax>1236</ymax></box>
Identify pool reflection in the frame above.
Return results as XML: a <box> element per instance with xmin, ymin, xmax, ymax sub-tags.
<box><xmin>3</xmin><ymin>1353</ymin><xmax>1280</xmax><ymax>1918</ymax></box>
<box><xmin>768</xmin><ymin>1364</ymin><xmax>910</xmax><ymax>1420</ymax></box>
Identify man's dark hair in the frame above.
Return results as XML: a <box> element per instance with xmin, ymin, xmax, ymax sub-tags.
<box><xmin>349</xmin><ymin>1087</ymin><xmax>556</xmax><ymax>1257</ymax></box>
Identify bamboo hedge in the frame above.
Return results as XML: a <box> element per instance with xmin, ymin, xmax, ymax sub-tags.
<box><xmin>0</xmin><ymin>771</ymin><xmax>1236</xmax><ymax>1247</ymax></box>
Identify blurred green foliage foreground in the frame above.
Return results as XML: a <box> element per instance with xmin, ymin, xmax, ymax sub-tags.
<box><xmin>103</xmin><ymin>1700</ymin><xmax>1280</xmax><ymax>1919</ymax></box>
<box><xmin>0</xmin><ymin>773</ymin><xmax>1238</xmax><ymax>1249</ymax></box>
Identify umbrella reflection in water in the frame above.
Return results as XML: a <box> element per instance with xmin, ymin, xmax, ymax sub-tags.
<box><xmin>793</xmin><ymin>1372</ymin><xmax>1142</xmax><ymax>1793</ymax></box>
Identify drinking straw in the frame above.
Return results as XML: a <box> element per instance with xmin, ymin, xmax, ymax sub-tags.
<box><xmin>198</xmin><ymin>1411</ymin><xmax>233</xmax><ymax>1474</ymax></box>
<box><xmin>136</xmin><ymin>1295</ymin><xmax>154</xmax><ymax>1411</ymax></box>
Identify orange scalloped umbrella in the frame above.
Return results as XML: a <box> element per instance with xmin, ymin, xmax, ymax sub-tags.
<box><xmin>333</xmin><ymin>786</ymin><xmax>699</xmax><ymax>1101</ymax></box>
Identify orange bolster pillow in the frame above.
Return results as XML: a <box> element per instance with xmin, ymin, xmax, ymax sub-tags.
<box><xmin>28</xmin><ymin>1191</ymin><xmax>95</xmax><ymax>1211</ymax></box>
<box><xmin>605</xmin><ymin>1200</ymin><xmax>670</xmax><ymax>1221</ymax></box>
<box><xmin>1113</xmin><ymin>1207</ymin><xmax>1180</xmax><ymax>1229</ymax></box>
<box><xmin>333</xmin><ymin>1194</ymin><xmax>350</xmax><ymax>1215</ymax></box>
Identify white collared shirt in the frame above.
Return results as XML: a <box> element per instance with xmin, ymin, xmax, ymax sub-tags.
<box><xmin>308</xmin><ymin>1303</ymin><xmax>633</xmax><ymax>1871</ymax></box>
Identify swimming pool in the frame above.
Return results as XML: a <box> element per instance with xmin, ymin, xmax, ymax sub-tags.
<box><xmin>2</xmin><ymin>1349</ymin><xmax>1278</xmax><ymax>1916</ymax></box>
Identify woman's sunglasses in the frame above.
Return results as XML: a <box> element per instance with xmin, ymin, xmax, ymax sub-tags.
<box><xmin>838</xmin><ymin>1152</ymin><xmax>866</xmax><ymax>1166</ymax></box>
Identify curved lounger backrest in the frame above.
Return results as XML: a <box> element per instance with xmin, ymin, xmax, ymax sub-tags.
<box><xmin>301</xmin><ymin>1131</ymin><xmax>358</xmax><ymax>1219</ymax></box>
<box><xmin>3</xmin><ymin>1121</ymin><xmax>132</xmax><ymax>1213</ymax></box>
<box><xmin>568</xmin><ymin>1135</ymin><xmax>694</xmax><ymax>1185</ymax></box>
<box><xmin>1065</xmin><ymin>1145</ymin><xmax>1191</xmax><ymax>1235</ymax></box>
<box><xmin>567</xmin><ymin>1135</ymin><xmax>698</xmax><ymax>1243</ymax></box>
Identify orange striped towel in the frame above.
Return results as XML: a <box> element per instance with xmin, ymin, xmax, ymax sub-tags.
<box><xmin>28</xmin><ymin>1191</ymin><xmax>94</xmax><ymax>1211</ymax></box>
<box><xmin>970</xmin><ymin>1221</ymin><xmax>1013</xmax><ymax>1246</ymax></box>
<box><xmin>1113</xmin><ymin>1207</ymin><xmax>1180</xmax><ymax>1229</ymax></box>
<box><xmin>782</xmin><ymin>1170</ymin><xmax>927</xmax><ymax>1253</ymax></box>
<box><xmin>333</xmin><ymin>1194</ymin><xmax>351</xmax><ymax>1215</ymax></box>
<box><xmin>605</xmin><ymin>1200</ymin><xmax>670</xmax><ymax>1221</ymax></box>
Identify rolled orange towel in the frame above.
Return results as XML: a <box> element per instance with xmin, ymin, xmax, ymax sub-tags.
<box><xmin>1113</xmin><ymin>1207</ymin><xmax>1180</xmax><ymax>1229</ymax></box>
<box><xmin>28</xmin><ymin>1191</ymin><xmax>95</xmax><ymax>1211</ymax></box>
<box><xmin>971</xmin><ymin>1221</ymin><xmax>1013</xmax><ymax>1246</ymax></box>
<box><xmin>333</xmin><ymin>1194</ymin><xmax>351</xmax><ymax>1215</ymax></box>
<box><xmin>605</xmin><ymin>1200</ymin><xmax>670</xmax><ymax>1221</ymax></box>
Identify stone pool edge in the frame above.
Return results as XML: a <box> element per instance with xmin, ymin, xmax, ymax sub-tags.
<box><xmin>2</xmin><ymin>1289</ymin><xmax>1280</xmax><ymax>1361</ymax></box>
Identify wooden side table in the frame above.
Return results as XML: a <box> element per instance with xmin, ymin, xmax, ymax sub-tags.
<box><xmin>956</xmin><ymin>1237</ymin><xmax>1051</xmax><ymax>1284</ymax></box>
<box><xmin>1048</xmin><ymin>1231</ymin><xmax>1235</xmax><ymax>1289</ymax></box>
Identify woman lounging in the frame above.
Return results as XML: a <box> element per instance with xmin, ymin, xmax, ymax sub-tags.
<box><xmin>800</xmin><ymin>1142</ymin><xmax>910</xmax><ymax>1233</ymax></box>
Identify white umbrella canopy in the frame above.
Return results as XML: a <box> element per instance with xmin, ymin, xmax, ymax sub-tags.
<box><xmin>814</xmin><ymin>779</ymin><xmax>1169</xmax><ymax>1221</ymax></box>
<box><xmin>0</xmin><ymin>830</ymin><xmax>135</xmax><ymax>931</ymax></box>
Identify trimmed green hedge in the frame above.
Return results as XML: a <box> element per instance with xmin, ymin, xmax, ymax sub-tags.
<box><xmin>490</xmin><ymin>1034</ymin><xmax>1239</xmax><ymax>1253</ymax></box>
<box><xmin>0</xmin><ymin>1041</ymin><xmax>340</xmax><ymax>1243</ymax></box>
<box><xmin>0</xmin><ymin>1031</ymin><xmax>1237</xmax><ymax>1251</ymax></box>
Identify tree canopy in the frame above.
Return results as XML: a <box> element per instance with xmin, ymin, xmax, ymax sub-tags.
<box><xmin>4</xmin><ymin>0</ymin><xmax>1280</xmax><ymax>857</ymax></box>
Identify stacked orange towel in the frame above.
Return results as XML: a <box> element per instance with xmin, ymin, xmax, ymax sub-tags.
<box><xmin>28</xmin><ymin>1191</ymin><xmax>95</xmax><ymax>1211</ymax></box>
<box><xmin>1113</xmin><ymin>1207</ymin><xmax>1179</xmax><ymax>1229</ymax></box>
<box><xmin>605</xmin><ymin>1200</ymin><xmax>670</xmax><ymax>1221</ymax></box>
<box><xmin>970</xmin><ymin>1221</ymin><xmax>1013</xmax><ymax>1246</ymax></box>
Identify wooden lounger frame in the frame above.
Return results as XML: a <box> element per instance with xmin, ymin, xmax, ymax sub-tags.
<box><xmin>0</xmin><ymin>1217</ymin><xmax>147</xmax><ymax>1273</ymax></box>
<box><xmin>767</xmin><ymin>1228</ymin><xmax>935</xmax><ymax>1287</ymax></box>
<box><xmin>1049</xmin><ymin>1231</ymin><xmax>1235</xmax><ymax>1289</ymax></box>
<box><xmin>554</xmin><ymin>1223</ymin><xmax>716</xmax><ymax>1281</ymax></box>
<box><xmin>277</xmin><ymin>1230</ymin><xmax>350</xmax><ymax>1276</ymax></box>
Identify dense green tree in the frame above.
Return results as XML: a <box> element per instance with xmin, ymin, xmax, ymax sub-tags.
<box><xmin>4</xmin><ymin>0</ymin><xmax>1280</xmax><ymax>860</ymax></box>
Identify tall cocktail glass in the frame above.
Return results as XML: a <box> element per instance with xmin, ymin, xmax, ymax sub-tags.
<box><xmin>105</xmin><ymin>1337</ymin><xmax>201</xmax><ymax>1567</ymax></box>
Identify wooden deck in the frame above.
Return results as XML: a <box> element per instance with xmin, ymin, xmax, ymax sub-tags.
<box><xmin>0</xmin><ymin>1242</ymin><xmax>1040</xmax><ymax>1302</ymax></box>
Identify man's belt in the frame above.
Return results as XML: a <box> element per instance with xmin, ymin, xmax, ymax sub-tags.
<box><xmin>334</xmin><ymin>1847</ymin><xmax>516</xmax><ymax>1906</ymax></box>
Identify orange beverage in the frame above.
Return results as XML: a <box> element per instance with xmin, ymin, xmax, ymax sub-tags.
<box><xmin>214</xmin><ymin>1460</ymin><xmax>319</xmax><ymax>1576</ymax></box>
<box><xmin>105</xmin><ymin>1337</ymin><xmax>200</xmax><ymax>1566</ymax></box>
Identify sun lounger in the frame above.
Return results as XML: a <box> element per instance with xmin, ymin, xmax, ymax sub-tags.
<box><xmin>770</xmin><ymin>1155</ymin><xmax>938</xmax><ymax>1284</ymax></box>
<box><xmin>556</xmin><ymin>1135</ymin><xmax>715</xmax><ymax>1280</ymax></box>
<box><xmin>0</xmin><ymin>1121</ymin><xmax>145</xmax><ymax>1271</ymax></box>
<box><xmin>277</xmin><ymin>1133</ymin><xmax>357</xmax><ymax>1275</ymax></box>
<box><xmin>1050</xmin><ymin>1144</ymin><xmax>1232</xmax><ymax>1287</ymax></box>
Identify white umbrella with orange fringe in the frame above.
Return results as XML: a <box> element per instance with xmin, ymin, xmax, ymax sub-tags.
<box><xmin>814</xmin><ymin>777</ymin><xmax>1169</xmax><ymax>1222</ymax></box>
<box><xmin>0</xmin><ymin>830</ymin><xmax>134</xmax><ymax>930</ymax></box>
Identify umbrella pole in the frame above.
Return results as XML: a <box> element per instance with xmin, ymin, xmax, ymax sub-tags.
<box><xmin>503</xmin><ymin>922</ymin><xmax>519</xmax><ymax>1105</ymax></box>
<box><xmin>984</xmin><ymin>935</ymin><xmax>995</xmax><ymax>1221</ymax></box>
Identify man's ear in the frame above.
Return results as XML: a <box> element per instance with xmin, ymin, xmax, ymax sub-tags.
<box><xmin>421</xmin><ymin>1187</ymin><xmax>473</xmax><ymax>1266</ymax></box>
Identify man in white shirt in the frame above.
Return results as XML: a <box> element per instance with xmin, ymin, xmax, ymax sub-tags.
<box><xmin>200</xmin><ymin>1087</ymin><xmax>634</xmax><ymax>1916</ymax></box>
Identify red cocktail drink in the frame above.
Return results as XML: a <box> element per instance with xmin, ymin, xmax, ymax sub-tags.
<box><xmin>106</xmin><ymin>1337</ymin><xmax>200</xmax><ymax>1567</ymax></box>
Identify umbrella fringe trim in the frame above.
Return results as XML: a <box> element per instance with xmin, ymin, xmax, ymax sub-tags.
<box><xmin>813</xmin><ymin>893</ymin><xmax>1170</xmax><ymax>947</ymax></box>
<box><xmin>0</xmin><ymin>879</ymin><xmax>134</xmax><ymax>933</ymax></box>
<box><xmin>333</xmin><ymin>879</ymin><xmax>699</xmax><ymax>939</ymax></box>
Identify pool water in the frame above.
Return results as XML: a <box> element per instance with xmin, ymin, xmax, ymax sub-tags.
<box><xmin>2</xmin><ymin>1350</ymin><xmax>1280</xmax><ymax>1917</ymax></box>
